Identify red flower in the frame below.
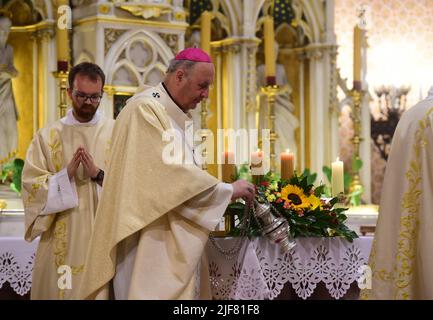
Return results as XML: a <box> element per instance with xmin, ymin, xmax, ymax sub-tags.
<box><xmin>260</xmin><ymin>181</ymin><xmax>270</xmax><ymax>187</ymax></box>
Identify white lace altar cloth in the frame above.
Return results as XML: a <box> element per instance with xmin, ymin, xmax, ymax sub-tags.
<box><xmin>206</xmin><ymin>236</ymin><xmax>373</xmax><ymax>300</ymax></box>
<box><xmin>0</xmin><ymin>237</ymin><xmax>39</xmax><ymax>296</ymax></box>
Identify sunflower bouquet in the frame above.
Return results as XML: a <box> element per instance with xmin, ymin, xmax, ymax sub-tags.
<box><xmin>227</xmin><ymin>169</ymin><xmax>358</xmax><ymax>242</ymax></box>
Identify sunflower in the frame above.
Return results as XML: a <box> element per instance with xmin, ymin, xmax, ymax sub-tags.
<box><xmin>280</xmin><ymin>184</ymin><xmax>310</xmax><ymax>209</ymax></box>
<box><xmin>307</xmin><ymin>194</ymin><xmax>322</xmax><ymax>210</ymax></box>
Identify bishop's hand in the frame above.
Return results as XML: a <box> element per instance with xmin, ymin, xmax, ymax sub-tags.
<box><xmin>231</xmin><ymin>179</ymin><xmax>255</xmax><ymax>206</ymax></box>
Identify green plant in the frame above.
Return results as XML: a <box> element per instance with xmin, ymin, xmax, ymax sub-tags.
<box><xmin>1</xmin><ymin>158</ymin><xmax>24</xmax><ymax>194</ymax></box>
<box><xmin>228</xmin><ymin>170</ymin><xmax>358</xmax><ymax>242</ymax></box>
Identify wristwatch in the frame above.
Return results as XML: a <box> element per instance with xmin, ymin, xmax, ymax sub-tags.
<box><xmin>91</xmin><ymin>169</ymin><xmax>104</xmax><ymax>184</ymax></box>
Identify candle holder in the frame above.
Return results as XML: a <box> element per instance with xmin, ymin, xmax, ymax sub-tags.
<box><xmin>260</xmin><ymin>84</ymin><xmax>286</xmax><ymax>173</ymax></box>
<box><xmin>349</xmin><ymin>88</ymin><xmax>364</xmax><ymax>199</ymax></box>
<box><xmin>53</xmin><ymin>70</ymin><xmax>69</xmax><ymax>118</ymax></box>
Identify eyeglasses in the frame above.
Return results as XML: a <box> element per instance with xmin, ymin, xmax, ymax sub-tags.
<box><xmin>73</xmin><ymin>91</ymin><xmax>102</xmax><ymax>104</ymax></box>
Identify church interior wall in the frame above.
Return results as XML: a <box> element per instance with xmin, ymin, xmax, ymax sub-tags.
<box><xmin>335</xmin><ymin>0</ymin><xmax>433</xmax><ymax>204</ymax></box>
<box><xmin>9</xmin><ymin>31</ymin><xmax>35</xmax><ymax>160</ymax></box>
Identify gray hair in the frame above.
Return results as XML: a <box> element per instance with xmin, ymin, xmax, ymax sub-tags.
<box><xmin>166</xmin><ymin>59</ymin><xmax>197</xmax><ymax>74</ymax></box>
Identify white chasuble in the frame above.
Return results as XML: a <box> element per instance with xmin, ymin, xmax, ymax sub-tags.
<box><xmin>22</xmin><ymin>110</ymin><xmax>114</xmax><ymax>299</ymax></box>
<box><xmin>77</xmin><ymin>83</ymin><xmax>232</xmax><ymax>300</ymax></box>
<box><xmin>361</xmin><ymin>88</ymin><xmax>433</xmax><ymax>299</ymax></box>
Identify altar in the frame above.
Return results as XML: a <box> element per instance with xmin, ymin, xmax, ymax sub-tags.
<box><xmin>0</xmin><ymin>232</ymin><xmax>373</xmax><ymax>300</ymax></box>
<box><xmin>206</xmin><ymin>236</ymin><xmax>373</xmax><ymax>300</ymax></box>
<box><xmin>0</xmin><ymin>198</ymin><xmax>377</xmax><ymax>300</ymax></box>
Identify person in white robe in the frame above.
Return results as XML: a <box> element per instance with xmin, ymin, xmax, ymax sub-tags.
<box><xmin>361</xmin><ymin>86</ymin><xmax>433</xmax><ymax>299</ymax></box>
<box><xmin>77</xmin><ymin>48</ymin><xmax>255</xmax><ymax>300</ymax></box>
<box><xmin>22</xmin><ymin>62</ymin><xmax>115</xmax><ymax>299</ymax></box>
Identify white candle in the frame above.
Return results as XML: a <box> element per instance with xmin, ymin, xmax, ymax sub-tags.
<box><xmin>251</xmin><ymin>149</ymin><xmax>264</xmax><ymax>176</ymax></box>
<box><xmin>331</xmin><ymin>157</ymin><xmax>344</xmax><ymax>197</ymax></box>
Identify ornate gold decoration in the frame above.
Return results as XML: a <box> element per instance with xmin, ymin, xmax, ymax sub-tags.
<box><xmin>75</xmin><ymin>16</ymin><xmax>187</xmax><ymax>31</ymax></box>
<box><xmin>48</xmin><ymin>128</ymin><xmax>64</xmax><ymax>172</ymax></box>
<box><xmin>104</xmin><ymin>29</ymin><xmax>128</xmax><ymax>56</ymax></box>
<box><xmin>54</xmin><ymin>220</ymin><xmax>84</xmax><ymax>299</ymax></box>
<box><xmin>0</xmin><ymin>200</ymin><xmax>7</xmax><ymax>210</ymax></box>
<box><xmin>260</xmin><ymin>85</ymin><xmax>286</xmax><ymax>172</ymax></box>
<box><xmin>246</xmin><ymin>44</ymin><xmax>259</xmax><ymax>113</ymax></box>
<box><xmin>11</xmin><ymin>20</ymin><xmax>55</xmax><ymax>34</ymax></box>
<box><xmin>348</xmin><ymin>89</ymin><xmax>364</xmax><ymax>197</ymax></box>
<box><xmin>52</xmin><ymin>71</ymin><xmax>69</xmax><ymax>118</ymax></box>
<box><xmin>329</xmin><ymin>45</ymin><xmax>339</xmax><ymax>114</ymax></box>
<box><xmin>99</xmin><ymin>4</ymin><xmax>111</xmax><ymax>15</ymax></box>
<box><xmin>30</xmin><ymin>27</ymin><xmax>55</xmax><ymax>41</ymax></box>
<box><xmin>103</xmin><ymin>85</ymin><xmax>136</xmax><ymax>97</ymax></box>
<box><xmin>117</xmin><ymin>4</ymin><xmax>172</xmax><ymax>19</ymax></box>
<box><xmin>174</xmin><ymin>11</ymin><xmax>186</xmax><ymax>21</ymax></box>
<box><xmin>158</xmin><ymin>33</ymin><xmax>179</xmax><ymax>55</ymax></box>
<box><xmin>24</xmin><ymin>175</ymin><xmax>46</xmax><ymax>205</ymax></box>
<box><xmin>362</xmin><ymin>107</ymin><xmax>433</xmax><ymax>300</ymax></box>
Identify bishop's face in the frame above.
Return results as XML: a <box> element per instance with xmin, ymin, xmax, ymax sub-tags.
<box><xmin>177</xmin><ymin>62</ymin><xmax>214</xmax><ymax>112</ymax></box>
<box><xmin>67</xmin><ymin>74</ymin><xmax>103</xmax><ymax>122</ymax></box>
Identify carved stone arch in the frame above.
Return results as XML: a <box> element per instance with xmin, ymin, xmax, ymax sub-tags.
<box><xmin>111</xmin><ymin>60</ymin><xmax>141</xmax><ymax>87</ymax></box>
<box><xmin>253</xmin><ymin>0</ymin><xmax>266</xmax><ymax>31</ymax></box>
<box><xmin>30</xmin><ymin>0</ymin><xmax>53</xmax><ymax>20</ymax></box>
<box><xmin>297</xmin><ymin>0</ymin><xmax>323</xmax><ymax>43</ymax></box>
<box><xmin>218</xmin><ymin>0</ymin><xmax>239</xmax><ymax>36</ymax></box>
<box><xmin>104</xmin><ymin>29</ymin><xmax>173</xmax><ymax>87</ymax></box>
<box><xmin>74</xmin><ymin>50</ymin><xmax>94</xmax><ymax>65</ymax></box>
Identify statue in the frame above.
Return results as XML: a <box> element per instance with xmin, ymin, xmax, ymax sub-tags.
<box><xmin>0</xmin><ymin>16</ymin><xmax>18</xmax><ymax>169</ymax></box>
<box><xmin>256</xmin><ymin>42</ymin><xmax>299</xmax><ymax>165</ymax></box>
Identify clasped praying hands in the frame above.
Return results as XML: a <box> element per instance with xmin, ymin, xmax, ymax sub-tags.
<box><xmin>67</xmin><ymin>146</ymin><xmax>100</xmax><ymax>180</ymax></box>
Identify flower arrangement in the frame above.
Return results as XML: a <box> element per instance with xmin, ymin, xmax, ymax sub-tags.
<box><xmin>227</xmin><ymin>168</ymin><xmax>358</xmax><ymax>242</ymax></box>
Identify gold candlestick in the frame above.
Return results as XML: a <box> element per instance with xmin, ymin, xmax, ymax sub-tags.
<box><xmin>53</xmin><ymin>71</ymin><xmax>69</xmax><ymax>118</ymax></box>
<box><xmin>260</xmin><ymin>84</ymin><xmax>285</xmax><ymax>173</ymax></box>
<box><xmin>349</xmin><ymin>88</ymin><xmax>364</xmax><ymax>198</ymax></box>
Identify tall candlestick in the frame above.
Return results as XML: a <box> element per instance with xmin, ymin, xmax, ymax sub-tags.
<box><xmin>200</xmin><ymin>11</ymin><xmax>212</xmax><ymax>55</ymax></box>
<box><xmin>263</xmin><ymin>15</ymin><xmax>276</xmax><ymax>85</ymax></box>
<box><xmin>331</xmin><ymin>157</ymin><xmax>344</xmax><ymax>197</ymax></box>
<box><xmin>56</xmin><ymin>0</ymin><xmax>70</xmax><ymax>70</ymax></box>
<box><xmin>281</xmin><ymin>149</ymin><xmax>294</xmax><ymax>181</ymax></box>
<box><xmin>353</xmin><ymin>25</ymin><xmax>363</xmax><ymax>86</ymax></box>
<box><xmin>221</xmin><ymin>151</ymin><xmax>236</xmax><ymax>183</ymax></box>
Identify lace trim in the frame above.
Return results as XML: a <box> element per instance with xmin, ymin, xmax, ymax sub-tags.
<box><xmin>0</xmin><ymin>251</ymin><xmax>35</xmax><ymax>296</ymax></box>
<box><xmin>208</xmin><ymin>238</ymin><xmax>370</xmax><ymax>300</ymax></box>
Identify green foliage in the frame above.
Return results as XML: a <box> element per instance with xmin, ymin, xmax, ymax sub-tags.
<box><xmin>1</xmin><ymin>158</ymin><xmax>24</xmax><ymax>194</ymax></box>
<box><xmin>234</xmin><ymin>163</ymin><xmax>253</xmax><ymax>182</ymax></box>
<box><xmin>227</xmin><ymin>170</ymin><xmax>358</xmax><ymax>242</ymax></box>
